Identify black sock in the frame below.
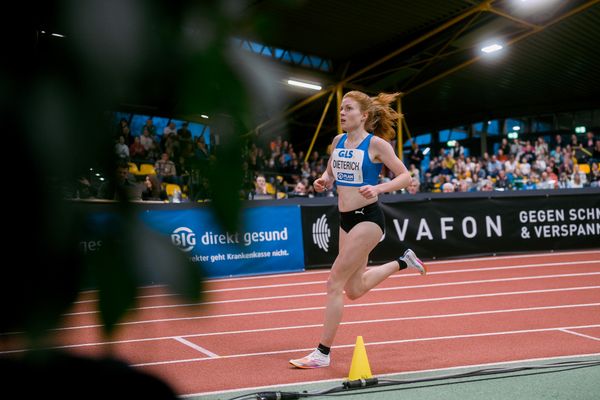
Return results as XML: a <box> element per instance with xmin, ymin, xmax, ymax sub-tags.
<box><xmin>317</xmin><ymin>343</ymin><xmax>331</xmax><ymax>355</ymax></box>
<box><xmin>397</xmin><ymin>257</ymin><xmax>408</xmax><ymax>270</ymax></box>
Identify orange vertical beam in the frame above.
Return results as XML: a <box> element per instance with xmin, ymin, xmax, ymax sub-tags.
<box><xmin>396</xmin><ymin>96</ymin><xmax>403</xmax><ymax>156</ymax></box>
<box><xmin>304</xmin><ymin>90</ymin><xmax>335</xmax><ymax>163</ymax></box>
<box><xmin>336</xmin><ymin>85</ymin><xmax>343</xmax><ymax>134</ymax></box>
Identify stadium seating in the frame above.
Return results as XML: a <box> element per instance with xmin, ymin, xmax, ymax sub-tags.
<box><xmin>577</xmin><ymin>163</ymin><xmax>591</xmax><ymax>174</ymax></box>
<box><xmin>165</xmin><ymin>183</ymin><xmax>182</xmax><ymax>197</ymax></box>
<box><xmin>128</xmin><ymin>162</ymin><xmax>140</xmax><ymax>174</ymax></box>
<box><xmin>138</xmin><ymin>163</ymin><xmax>157</xmax><ymax>176</ymax></box>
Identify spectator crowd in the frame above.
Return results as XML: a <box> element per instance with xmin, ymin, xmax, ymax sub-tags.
<box><xmin>243</xmin><ymin>131</ymin><xmax>599</xmax><ymax>199</ymax></box>
<box><xmin>67</xmin><ymin>117</ymin><xmax>213</xmax><ymax>201</ymax></box>
<box><xmin>66</xmin><ymin>118</ymin><xmax>599</xmax><ymax>202</ymax></box>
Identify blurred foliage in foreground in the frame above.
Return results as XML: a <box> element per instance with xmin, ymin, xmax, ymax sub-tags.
<box><xmin>2</xmin><ymin>0</ymin><xmax>294</xmax><ymax>395</ymax></box>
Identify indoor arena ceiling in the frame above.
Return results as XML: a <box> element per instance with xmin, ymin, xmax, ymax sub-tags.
<box><xmin>33</xmin><ymin>0</ymin><xmax>600</xmax><ymax>147</ymax></box>
<box><xmin>243</xmin><ymin>0</ymin><xmax>600</xmax><ymax>144</ymax></box>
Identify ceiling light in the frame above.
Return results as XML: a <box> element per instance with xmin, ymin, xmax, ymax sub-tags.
<box><xmin>422</xmin><ymin>147</ymin><xmax>430</xmax><ymax>155</ymax></box>
<box><xmin>508</xmin><ymin>132</ymin><xmax>519</xmax><ymax>139</ymax></box>
<box><xmin>575</xmin><ymin>126</ymin><xmax>586</xmax><ymax>133</ymax></box>
<box><xmin>513</xmin><ymin>126</ymin><xmax>521</xmax><ymax>131</ymax></box>
<box><xmin>481</xmin><ymin>43</ymin><xmax>503</xmax><ymax>54</ymax></box>
<box><xmin>200</xmin><ymin>114</ymin><xmax>209</xmax><ymax>119</ymax></box>
<box><xmin>51</xmin><ymin>33</ymin><xmax>66</xmax><ymax>38</ymax></box>
<box><xmin>514</xmin><ymin>0</ymin><xmax>562</xmax><ymax>13</ymax></box>
<box><xmin>517</xmin><ymin>0</ymin><xmax>555</xmax><ymax>5</ymax></box>
<box><xmin>287</xmin><ymin>79</ymin><xmax>322</xmax><ymax>91</ymax></box>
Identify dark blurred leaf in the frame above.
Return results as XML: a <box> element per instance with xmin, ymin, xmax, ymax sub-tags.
<box><xmin>84</xmin><ymin>213</ymin><xmax>138</xmax><ymax>335</ymax></box>
<box><xmin>0</xmin><ymin>350</ymin><xmax>178</xmax><ymax>399</ymax></box>
<box><xmin>130</xmin><ymin>219</ymin><xmax>203</xmax><ymax>302</ymax></box>
<box><xmin>0</xmin><ymin>147</ymin><xmax>82</xmax><ymax>340</ymax></box>
<box><xmin>6</xmin><ymin>0</ymin><xmax>288</xmax><ymax>348</ymax></box>
<box><xmin>208</xmin><ymin>116</ymin><xmax>244</xmax><ymax>232</ymax></box>
<box><xmin>1</xmin><ymin>1</ymin><xmax>299</xmax><ymax>398</ymax></box>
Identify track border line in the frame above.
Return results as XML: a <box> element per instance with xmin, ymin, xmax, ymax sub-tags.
<box><xmin>73</xmin><ymin>250</ymin><xmax>600</xmax><ymax>300</ymax></box>
<box><xmin>173</xmin><ymin>337</ymin><xmax>220</xmax><ymax>358</ymax></box>
<box><xmin>131</xmin><ymin>324</ymin><xmax>600</xmax><ymax>367</ymax></box>
<box><xmin>180</xmin><ymin>352</ymin><xmax>600</xmax><ymax>398</ymax></box>
<box><xmin>66</xmin><ymin>267</ymin><xmax>600</xmax><ymax>313</ymax></box>
<box><xmin>53</xmin><ymin>285</ymin><xmax>600</xmax><ymax>330</ymax></box>
<box><xmin>559</xmin><ymin>329</ymin><xmax>600</xmax><ymax>342</ymax></box>
<box><xmin>5</xmin><ymin>302</ymin><xmax>599</xmax><ymax>354</ymax></box>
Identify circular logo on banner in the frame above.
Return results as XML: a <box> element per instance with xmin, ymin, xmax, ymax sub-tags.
<box><xmin>312</xmin><ymin>214</ymin><xmax>331</xmax><ymax>252</ymax></box>
<box><xmin>171</xmin><ymin>227</ymin><xmax>196</xmax><ymax>252</ymax></box>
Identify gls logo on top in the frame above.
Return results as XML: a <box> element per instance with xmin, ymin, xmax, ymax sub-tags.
<box><xmin>171</xmin><ymin>227</ymin><xmax>196</xmax><ymax>252</ymax></box>
<box><xmin>338</xmin><ymin>150</ymin><xmax>354</xmax><ymax>158</ymax></box>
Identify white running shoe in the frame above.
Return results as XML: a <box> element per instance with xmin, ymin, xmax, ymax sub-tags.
<box><xmin>402</xmin><ymin>249</ymin><xmax>427</xmax><ymax>275</ymax></box>
<box><xmin>289</xmin><ymin>349</ymin><xmax>330</xmax><ymax>369</ymax></box>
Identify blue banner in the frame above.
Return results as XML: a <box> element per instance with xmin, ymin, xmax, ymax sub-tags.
<box><xmin>140</xmin><ymin>206</ymin><xmax>305</xmax><ymax>278</ymax></box>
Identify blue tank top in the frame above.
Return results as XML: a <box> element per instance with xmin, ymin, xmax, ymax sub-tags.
<box><xmin>331</xmin><ymin>134</ymin><xmax>383</xmax><ymax>187</ymax></box>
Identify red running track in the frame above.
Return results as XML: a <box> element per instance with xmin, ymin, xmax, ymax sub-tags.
<box><xmin>2</xmin><ymin>250</ymin><xmax>600</xmax><ymax>396</ymax></box>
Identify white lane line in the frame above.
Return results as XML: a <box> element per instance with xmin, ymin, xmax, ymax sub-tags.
<box><xmin>422</xmin><ymin>260</ymin><xmax>600</xmax><ymax>276</ymax></box>
<box><xmin>173</xmin><ymin>337</ymin><xmax>220</xmax><ymax>358</ymax></box>
<box><xmin>164</xmin><ymin>249</ymin><xmax>600</xmax><ymax>285</ymax></box>
<box><xmin>3</xmin><ymin>302</ymin><xmax>598</xmax><ymax>355</ymax></box>
<box><xmin>65</xmin><ymin>270</ymin><xmax>600</xmax><ymax>315</ymax></box>
<box><xmin>207</xmin><ymin>249</ymin><xmax>600</xmax><ymax>281</ymax></box>
<box><xmin>182</xmin><ymin>352</ymin><xmax>600</xmax><ymax>397</ymax></box>
<box><xmin>79</xmin><ymin>284</ymin><xmax>164</xmax><ymax>295</ymax></box>
<box><xmin>13</xmin><ymin>285</ymin><xmax>600</xmax><ymax>336</ymax></box>
<box><xmin>423</xmin><ymin>249</ymin><xmax>600</xmax><ymax>264</ymax></box>
<box><xmin>58</xmin><ymin>285</ymin><xmax>600</xmax><ymax>329</ymax></box>
<box><xmin>131</xmin><ymin>324</ymin><xmax>600</xmax><ymax>367</ymax></box>
<box><xmin>70</xmin><ymin>292</ymin><xmax>326</xmax><ymax>314</ymax></box>
<box><xmin>173</xmin><ymin>266</ymin><xmax>600</xmax><ymax>295</ymax></box>
<box><xmin>201</xmin><ymin>249</ymin><xmax>600</xmax><ymax>283</ymax></box>
<box><xmin>560</xmin><ymin>329</ymin><xmax>600</xmax><ymax>342</ymax></box>
<box><xmin>73</xmin><ymin>253</ymin><xmax>600</xmax><ymax>302</ymax></box>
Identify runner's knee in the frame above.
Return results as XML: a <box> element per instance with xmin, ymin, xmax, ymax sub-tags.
<box><xmin>345</xmin><ymin>287</ymin><xmax>364</xmax><ymax>301</ymax></box>
<box><xmin>326</xmin><ymin>276</ymin><xmax>345</xmax><ymax>296</ymax></box>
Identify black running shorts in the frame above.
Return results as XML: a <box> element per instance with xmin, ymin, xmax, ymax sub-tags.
<box><xmin>339</xmin><ymin>202</ymin><xmax>385</xmax><ymax>233</ymax></box>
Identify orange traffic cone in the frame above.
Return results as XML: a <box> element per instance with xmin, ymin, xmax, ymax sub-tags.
<box><xmin>347</xmin><ymin>336</ymin><xmax>373</xmax><ymax>380</ymax></box>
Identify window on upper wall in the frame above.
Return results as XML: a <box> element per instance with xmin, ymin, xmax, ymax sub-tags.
<box><xmin>505</xmin><ymin>118</ymin><xmax>525</xmax><ymax>135</ymax></box>
<box><xmin>130</xmin><ymin>114</ymin><xmax>153</xmax><ymax>137</ymax></box>
<box><xmin>593</xmin><ymin>109</ymin><xmax>600</xmax><ymax>127</ymax></box>
<box><xmin>233</xmin><ymin>37</ymin><xmax>332</xmax><ymax>72</ymax></box>
<box><xmin>401</xmin><ymin>133</ymin><xmax>432</xmax><ymax>173</ymax></box>
<box><xmin>438</xmin><ymin>129</ymin><xmax>451</xmax><ymax>143</ymax></box>
<box><xmin>439</xmin><ymin>128</ymin><xmax>468</xmax><ymax>143</ymax></box>
<box><xmin>532</xmin><ymin>115</ymin><xmax>553</xmax><ymax>133</ymax></box>
<box><xmin>472</xmin><ymin>122</ymin><xmax>484</xmax><ymax>138</ymax></box>
<box><xmin>451</xmin><ymin>128</ymin><xmax>468</xmax><ymax>141</ymax></box>
<box><xmin>404</xmin><ymin>133</ymin><xmax>431</xmax><ymax>148</ymax></box>
<box><xmin>486</xmin><ymin>120</ymin><xmax>500</xmax><ymax>136</ymax></box>
<box><xmin>416</xmin><ymin>133</ymin><xmax>432</xmax><ymax>146</ymax></box>
<box><xmin>573</xmin><ymin>110</ymin><xmax>593</xmax><ymax>129</ymax></box>
<box><xmin>116</xmin><ymin>113</ymin><xmax>211</xmax><ymax>145</ymax></box>
<box><xmin>556</xmin><ymin>113</ymin><xmax>574</xmax><ymax>130</ymax></box>
<box><xmin>114</xmin><ymin>112</ymin><xmax>132</xmax><ymax>125</ymax></box>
